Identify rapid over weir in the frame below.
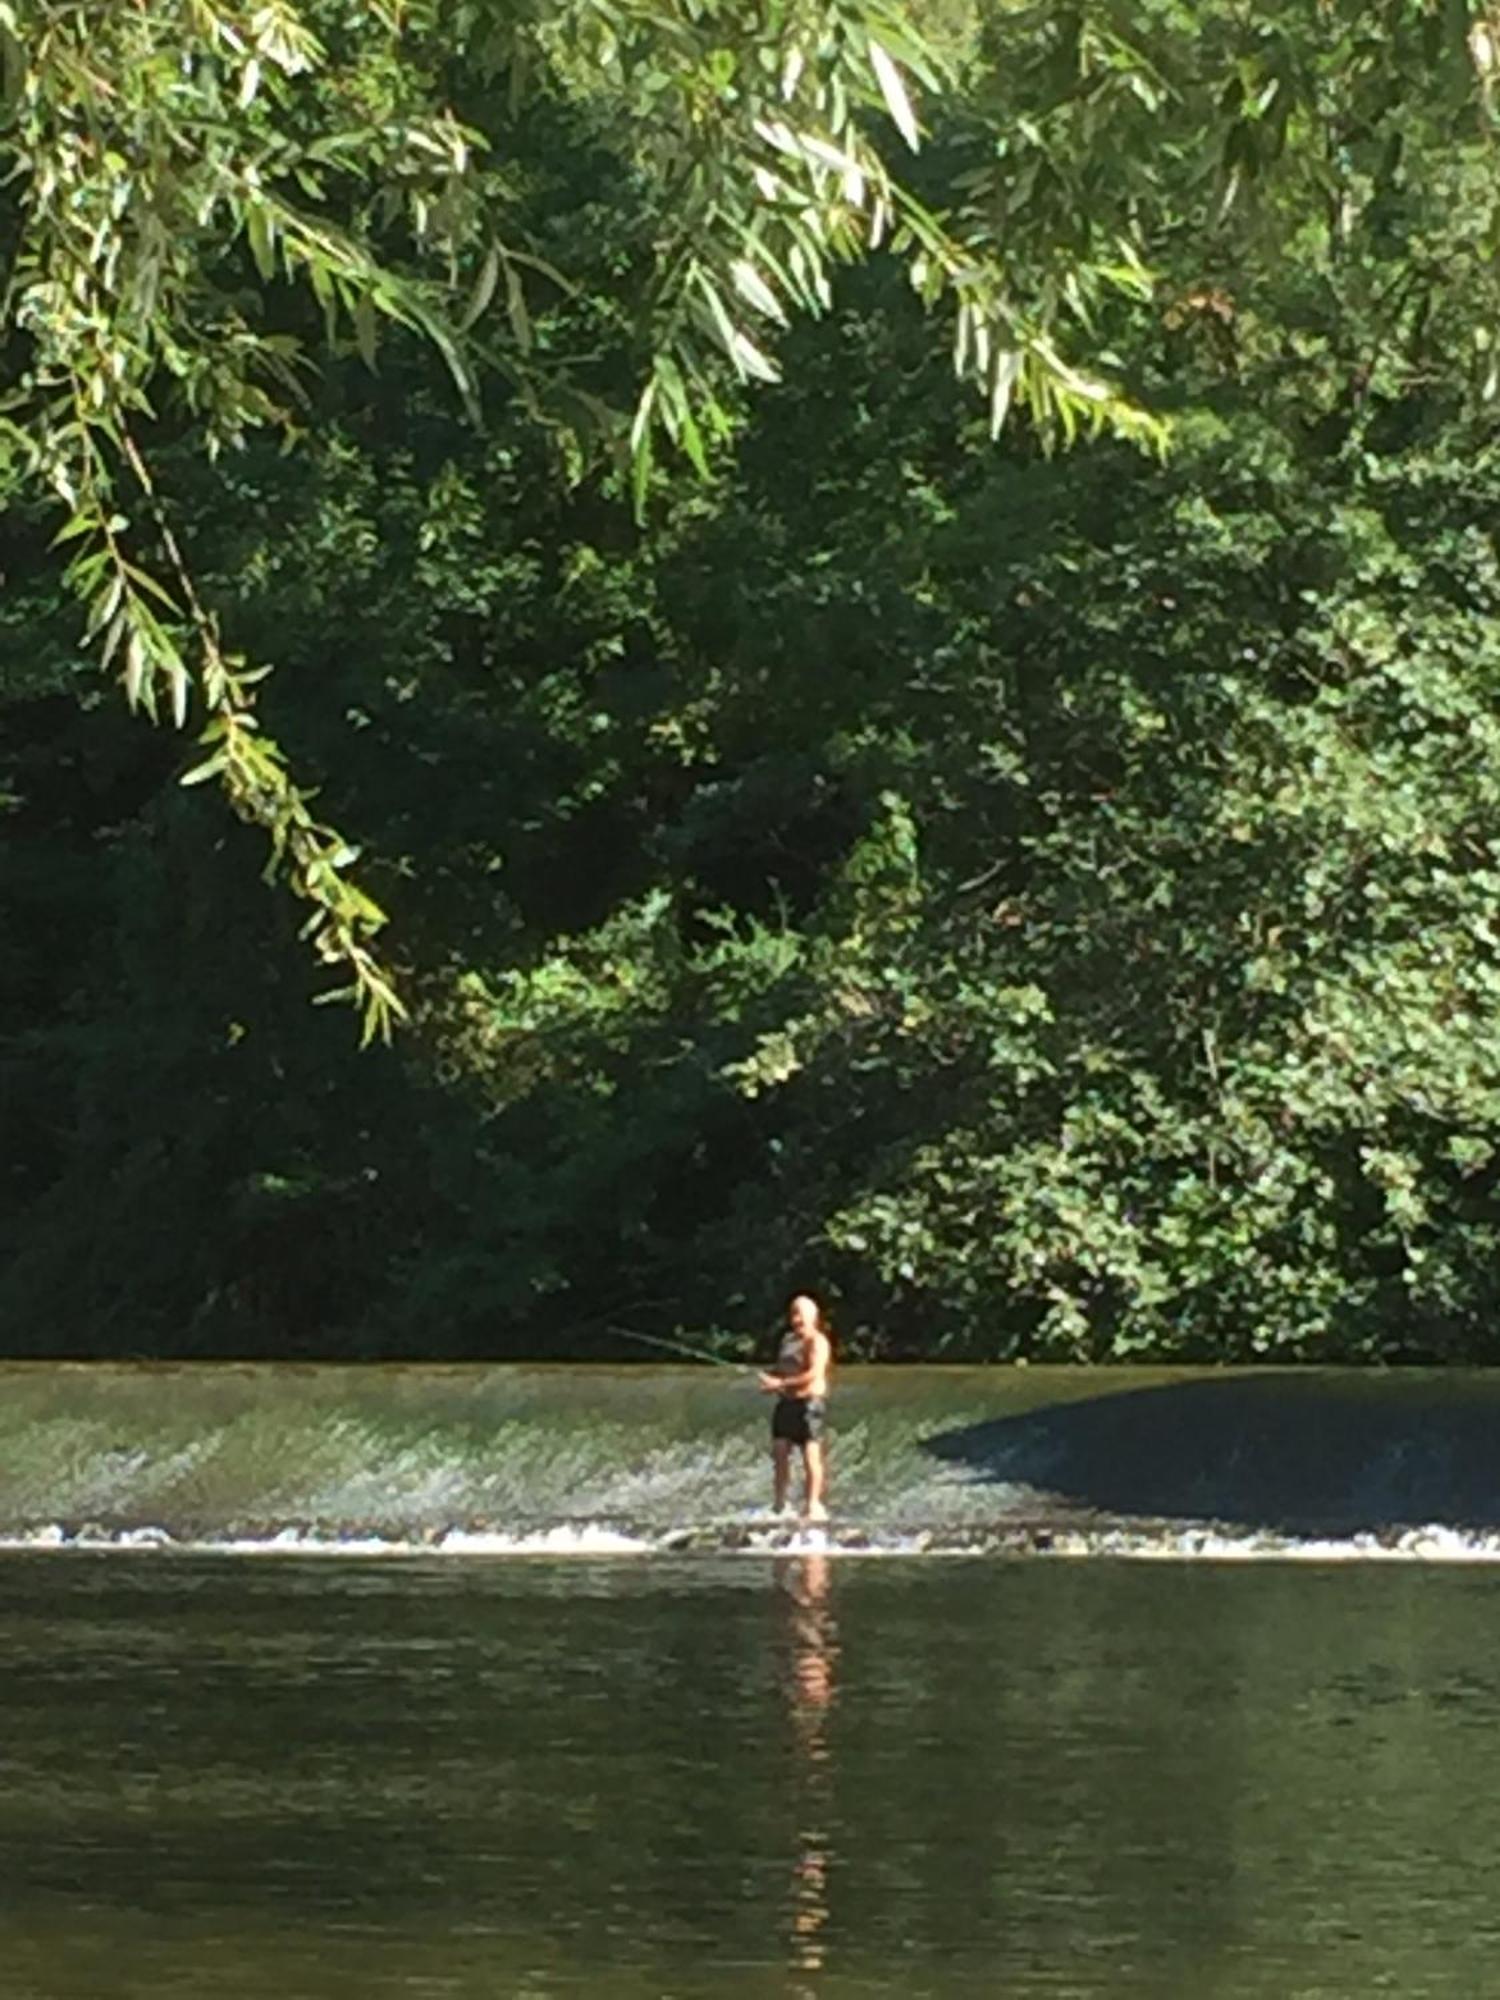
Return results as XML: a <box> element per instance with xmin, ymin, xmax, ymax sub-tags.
<box><xmin>5</xmin><ymin>1362</ymin><xmax>1500</xmax><ymax>1559</ymax></box>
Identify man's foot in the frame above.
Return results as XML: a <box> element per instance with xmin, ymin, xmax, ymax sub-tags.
<box><xmin>804</xmin><ymin>1499</ymin><xmax>828</xmax><ymax>1524</ymax></box>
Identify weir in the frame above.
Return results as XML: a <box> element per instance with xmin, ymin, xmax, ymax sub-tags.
<box><xmin>3</xmin><ymin>1363</ymin><xmax>1500</xmax><ymax>1557</ymax></box>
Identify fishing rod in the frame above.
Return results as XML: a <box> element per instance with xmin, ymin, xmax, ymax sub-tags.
<box><xmin>608</xmin><ymin>1324</ymin><xmax>755</xmax><ymax>1373</ymax></box>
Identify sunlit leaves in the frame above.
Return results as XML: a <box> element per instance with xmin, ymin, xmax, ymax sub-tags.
<box><xmin>0</xmin><ymin>0</ymin><xmax>491</xmax><ymax>1031</ymax></box>
<box><xmin>10</xmin><ymin>0</ymin><xmax>1497</xmax><ymax>1055</ymax></box>
<box><xmin>869</xmin><ymin>39</ymin><xmax>921</xmax><ymax>150</ymax></box>
<box><xmin>0</xmin><ymin>0</ymin><xmax>1176</xmax><ymax>1037</ymax></box>
<box><xmin>534</xmin><ymin>0</ymin><xmax>1166</xmax><ymax>506</ymax></box>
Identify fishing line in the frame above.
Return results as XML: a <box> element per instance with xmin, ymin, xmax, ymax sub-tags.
<box><xmin>609</xmin><ymin>1324</ymin><xmax>755</xmax><ymax>1374</ymax></box>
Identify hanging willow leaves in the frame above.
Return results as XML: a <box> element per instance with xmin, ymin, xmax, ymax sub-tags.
<box><xmin>0</xmin><ymin>0</ymin><xmax>484</xmax><ymax>1034</ymax></box>
<box><xmin>3</xmin><ymin>0</ymin><xmax>1496</xmax><ymax>1033</ymax></box>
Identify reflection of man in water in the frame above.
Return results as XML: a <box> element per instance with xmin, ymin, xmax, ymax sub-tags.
<box><xmin>777</xmin><ymin>1554</ymin><xmax>837</xmax><ymax>1982</ymax></box>
<box><xmin>759</xmin><ymin>1294</ymin><xmax>833</xmax><ymax>1521</ymax></box>
<box><xmin>784</xmin><ymin>1553</ymin><xmax>835</xmax><ymax>1731</ymax></box>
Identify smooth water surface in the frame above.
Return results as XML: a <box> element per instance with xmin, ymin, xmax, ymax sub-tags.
<box><xmin>5</xmin><ymin>1553</ymin><xmax>1500</xmax><ymax>1997</ymax></box>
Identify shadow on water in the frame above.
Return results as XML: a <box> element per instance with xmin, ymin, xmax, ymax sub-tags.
<box><xmin>920</xmin><ymin>1372</ymin><xmax>1500</xmax><ymax>1534</ymax></box>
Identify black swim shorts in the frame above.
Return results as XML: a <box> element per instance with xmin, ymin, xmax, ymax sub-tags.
<box><xmin>771</xmin><ymin>1396</ymin><xmax>827</xmax><ymax>1445</ymax></box>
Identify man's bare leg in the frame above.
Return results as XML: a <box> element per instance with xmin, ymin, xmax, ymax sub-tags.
<box><xmin>803</xmin><ymin>1441</ymin><xmax>828</xmax><ymax>1522</ymax></box>
<box><xmin>773</xmin><ymin>1438</ymin><xmax>793</xmax><ymax>1514</ymax></box>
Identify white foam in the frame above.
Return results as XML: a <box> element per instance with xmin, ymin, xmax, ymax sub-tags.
<box><xmin>209</xmin><ymin>1532</ymin><xmax>406</xmax><ymax>1557</ymax></box>
<box><xmin>3</xmin><ymin>1517</ymin><xmax>1500</xmax><ymax>1562</ymax></box>
<box><xmin>436</xmin><ymin>1523</ymin><xmax>652</xmax><ymax>1557</ymax></box>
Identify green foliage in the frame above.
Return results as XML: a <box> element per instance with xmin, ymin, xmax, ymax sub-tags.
<box><xmin>11</xmin><ymin>6</ymin><xmax>1500</xmax><ymax>1359</ymax></box>
<box><xmin>0</xmin><ymin>0</ymin><xmax>1177</xmax><ymax>1033</ymax></box>
<box><xmin>809</xmin><ymin>417</ymin><xmax>1500</xmax><ymax>1357</ymax></box>
<box><xmin>0</xmin><ymin>0</ymin><xmax>479</xmax><ymax>1033</ymax></box>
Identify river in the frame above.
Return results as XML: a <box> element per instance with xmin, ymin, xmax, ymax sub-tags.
<box><xmin>6</xmin><ymin>1553</ymin><xmax>1500</xmax><ymax>1996</ymax></box>
<box><xmin>7</xmin><ymin>1363</ymin><xmax>1500</xmax><ymax>1996</ymax></box>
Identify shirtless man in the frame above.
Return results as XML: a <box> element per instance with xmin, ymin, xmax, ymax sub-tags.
<box><xmin>758</xmin><ymin>1294</ymin><xmax>833</xmax><ymax>1521</ymax></box>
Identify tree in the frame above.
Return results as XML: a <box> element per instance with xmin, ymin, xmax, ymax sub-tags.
<box><xmin>10</xmin><ymin>2</ymin><xmax>1500</xmax><ymax>1360</ymax></box>
<box><xmin>0</xmin><ymin>0</ymin><xmax>1169</xmax><ymax>1033</ymax></box>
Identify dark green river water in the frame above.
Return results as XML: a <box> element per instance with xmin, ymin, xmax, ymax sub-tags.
<box><xmin>7</xmin><ymin>1552</ymin><xmax>1500</xmax><ymax>1998</ymax></box>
